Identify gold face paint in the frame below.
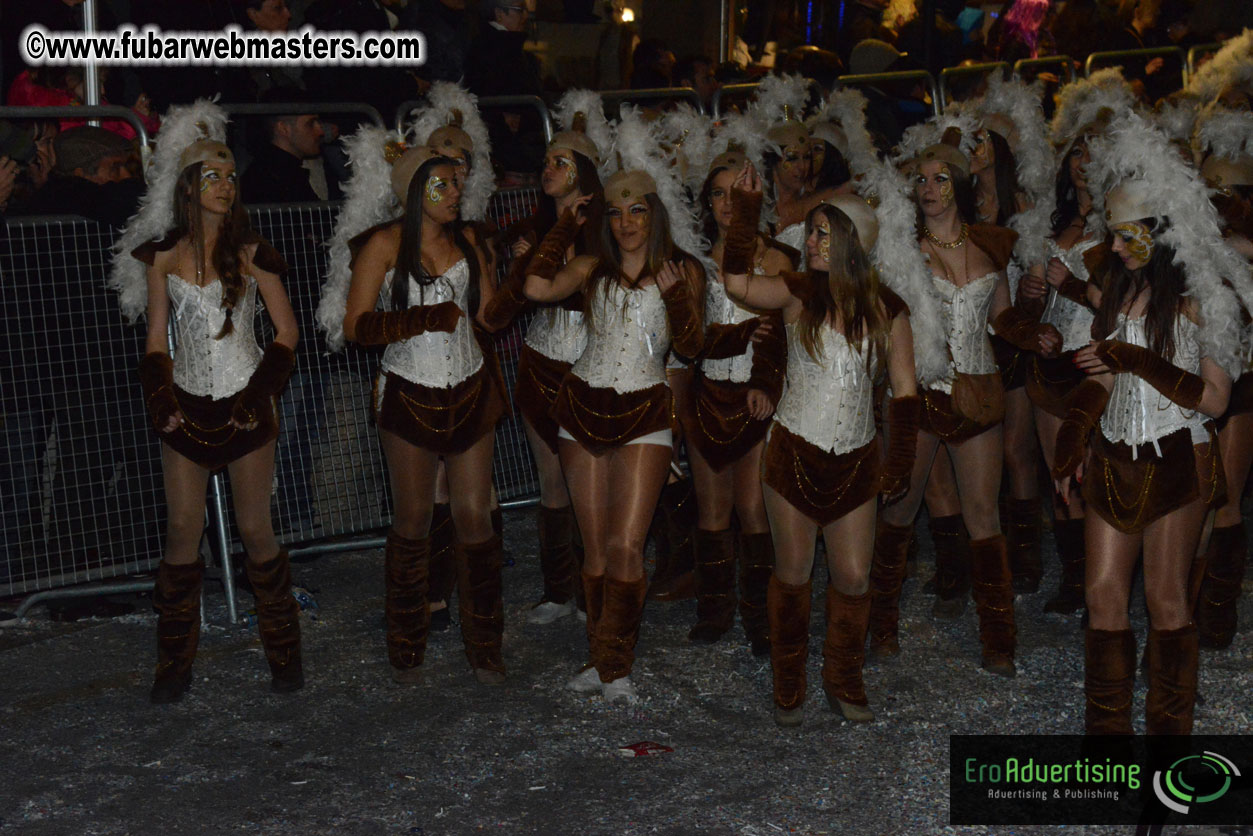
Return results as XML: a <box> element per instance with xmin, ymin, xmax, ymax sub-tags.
<box><xmin>1111</xmin><ymin>221</ymin><xmax>1155</xmax><ymax>263</ymax></box>
<box><xmin>816</xmin><ymin>217</ymin><xmax>831</xmax><ymax>265</ymax></box>
<box><xmin>938</xmin><ymin>164</ymin><xmax>955</xmax><ymax>209</ymax></box>
<box><xmin>199</xmin><ymin>167</ymin><xmax>235</xmax><ymax>193</ymax></box>
<box><xmin>425</xmin><ymin>175</ymin><xmax>449</xmax><ymax>205</ymax></box>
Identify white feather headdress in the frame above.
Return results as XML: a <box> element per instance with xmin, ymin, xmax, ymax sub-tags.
<box><xmin>1049</xmin><ymin>68</ymin><xmax>1138</xmax><ymax>147</ymax></box>
<box><xmin>810</xmin><ymin>88</ymin><xmax>879</xmax><ymax>178</ymax></box>
<box><xmin>610</xmin><ymin>105</ymin><xmax>711</xmax><ymax>269</ymax></box>
<box><xmin>1183</xmin><ymin>28</ymin><xmax>1253</xmax><ymax>103</ymax></box>
<box><xmin>316</xmin><ymin>124</ymin><xmax>406</xmax><ymax>351</ymax></box>
<box><xmin>745</xmin><ymin>73</ymin><xmax>812</xmax><ymax>141</ymax></box>
<box><xmin>892</xmin><ymin>109</ymin><xmax>980</xmax><ymax>168</ymax></box>
<box><xmin>659</xmin><ymin>104</ymin><xmax>715</xmax><ymax>194</ymax></box>
<box><xmin>1153</xmin><ymin>96</ymin><xmax>1203</xmax><ymax>143</ymax></box>
<box><xmin>1085</xmin><ymin>110</ymin><xmax>1253</xmax><ymax>379</ymax></box>
<box><xmin>402</xmin><ymin>82</ymin><xmax>493</xmax><ymax>221</ymax></box>
<box><xmin>551</xmin><ymin>88</ymin><xmax>616</xmax><ymax>180</ymax></box>
<box><xmin>109</xmin><ymin>99</ymin><xmax>229</xmax><ymax>322</ymax></box>
<box><xmin>1192</xmin><ymin>103</ymin><xmax>1253</xmax><ymax>164</ymax></box>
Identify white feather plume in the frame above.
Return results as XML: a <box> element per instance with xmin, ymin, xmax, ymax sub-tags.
<box><xmin>1184</xmin><ymin>28</ymin><xmax>1253</xmax><ymax>103</ymax></box>
<box><xmin>1085</xmin><ymin>110</ymin><xmax>1253</xmax><ymax>379</ymax></box>
<box><xmin>1154</xmin><ymin>97</ymin><xmax>1201</xmax><ymax>143</ymax></box>
<box><xmin>1193</xmin><ymin>103</ymin><xmax>1253</xmax><ymax>162</ymax></box>
<box><xmin>892</xmin><ymin>109</ymin><xmax>980</xmax><ymax>167</ymax></box>
<box><xmin>316</xmin><ymin>124</ymin><xmax>404</xmax><ymax>352</ymax></box>
<box><xmin>811</xmin><ymin>87</ymin><xmax>879</xmax><ymax>178</ymax></box>
<box><xmin>552</xmin><ymin>88</ymin><xmax>616</xmax><ymax>180</ymax></box>
<box><xmin>402</xmin><ymin>82</ymin><xmax>493</xmax><ymax>221</ymax></box>
<box><xmin>659</xmin><ymin>104</ymin><xmax>716</xmax><ymax>193</ymax></box>
<box><xmin>857</xmin><ymin>159</ymin><xmax>950</xmax><ymax>386</ymax></box>
<box><xmin>745</xmin><ymin>73</ymin><xmax>812</xmax><ymax>140</ymax></box>
<box><xmin>109</xmin><ymin>99</ymin><xmax>229</xmax><ymax>322</ymax></box>
<box><xmin>1049</xmin><ymin>68</ymin><xmax>1138</xmax><ymax>146</ymax></box>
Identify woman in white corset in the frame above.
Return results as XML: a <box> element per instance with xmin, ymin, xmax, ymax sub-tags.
<box><xmin>678</xmin><ymin>151</ymin><xmax>793</xmax><ymax>656</ymax></box>
<box><xmin>342</xmin><ymin>146</ymin><xmax>505</xmax><ymax>687</ymax></box>
<box><xmin>128</xmin><ymin>130</ymin><xmax>303</xmax><ymax>704</ymax></box>
<box><xmin>721</xmin><ymin>168</ymin><xmax>918</xmax><ymax>727</ymax></box>
<box><xmin>870</xmin><ymin>137</ymin><xmax>1061</xmax><ymax>679</ymax></box>
<box><xmin>524</xmin><ymin>166</ymin><xmax>704</xmax><ymax>705</ymax></box>
<box><xmin>764</xmin><ymin>120</ymin><xmax>814</xmax><ymax>259</ymax></box>
<box><xmin>1054</xmin><ymin>176</ymin><xmax>1232</xmax><ymax>737</ymax></box>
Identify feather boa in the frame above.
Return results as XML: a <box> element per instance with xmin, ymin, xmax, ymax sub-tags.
<box><xmin>659</xmin><ymin>104</ymin><xmax>715</xmax><ymax>194</ymax></box>
<box><xmin>1193</xmin><ymin>103</ymin><xmax>1253</xmax><ymax>163</ymax></box>
<box><xmin>402</xmin><ymin>82</ymin><xmax>493</xmax><ymax>221</ymax></box>
<box><xmin>1049</xmin><ymin>67</ymin><xmax>1138</xmax><ymax>146</ymax></box>
<box><xmin>811</xmin><ymin>88</ymin><xmax>879</xmax><ymax>179</ymax></box>
<box><xmin>1184</xmin><ymin>28</ymin><xmax>1253</xmax><ymax>103</ymax></box>
<box><xmin>1086</xmin><ymin>110</ymin><xmax>1253</xmax><ymax>379</ymax></box>
<box><xmin>552</xmin><ymin>88</ymin><xmax>616</xmax><ymax>181</ymax></box>
<box><xmin>109</xmin><ymin>99</ymin><xmax>229</xmax><ymax>322</ymax></box>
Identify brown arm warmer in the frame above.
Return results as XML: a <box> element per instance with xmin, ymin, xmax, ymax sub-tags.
<box><xmin>1056</xmin><ymin>275</ymin><xmax>1091</xmax><ymax>306</ymax></box>
<box><xmin>721</xmin><ymin>189</ymin><xmax>763</xmax><ymax>276</ymax></box>
<box><xmin>481</xmin><ymin>272</ymin><xmax>529</xmax><ymax>332</ymax></box>
<box><xmin>701</xmin><ymin>319</ymin><xmax>757</xmax><ymax>360</ymax></box>
<box><xmin>527</xmin><ymin>209</ymin><xmax>580</xmax><ymax>280</ymax></box>
<box><xmin>746</xmin><ymin>312</ymin><xmax>787</xmax><ymax>401</ymax></box>
<box><xmin>992</xmin><ymin>305</ymin><xmax>1060</xmax><ymax>354</ymax></box>
<box><xmin>879</xmin><ymin>395</ymin><xmax>921</xmax><ymax>504</ymax></box>
<box><xmin>138</xmin><ymin>351</ymin><xmax>179</xmax><ymax>431</ymax></box>
<box><xmin>1093</xmin><ymin>340</ymin><xmax>1206</xmax><ymax>410</ymax></box>
<box><xmin>663</xmin><ymin>278</ymin><xmax>705</xmax><ymax>359</ymax></box>
<box><xmin>231</xmin><ymin>342</ymin><xmax>296</xmax><ymax>428</ymax></box>
<box><xmin>1051</xmin><ymin>377</ymin><xmax>1110</xmax><ymax>479</ymax></box>
<box><xmin>351</xmin><ymin>301</ymin><xmax>464</xmax><ymax>346</ymax></box>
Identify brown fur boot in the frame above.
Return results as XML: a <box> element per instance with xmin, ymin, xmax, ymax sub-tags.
<box><xmin>930</xmin><ymin>515</ymin><xmax>972</xmax><ymax>619</ymax></box>
<box><xmin>822</xmin><ymin>586</ymin><xmax>874</xmax><ymax>723</ymax></box>
<box><xmin>1196</xmin><ymin>523</ymin><xmax>1247</xmax><ymax>649</ymax></box>
<box><xmin>738</xmin><ymin>531</ymin><xmax>774</xmax><ymax>657</ymax></box>
<box><xmin>594</xmin><ymin>575</ymin><xmax>648</xmax><ymax>690</ymax></box>
<box><xmin>245</xmin><ymin>549</ymin><xmax>304</xmax><ymax>693</ymax></box>
<box><xmin>150</xmin><ymin>559</ymin><xmax>204</xmax><ymax>704</ymax></box>
<box><xmin>1006</xmin><ymin>497</ymin><xmax>1043</xmax><ymax>594</ymax></box>
<box><xmin>1145</xmin><ymin>624</ymin><xmax>1199</xmax><ymax>735</ymax></box>
<box><xmin>969</xmin><ymin>535</ymin><xmax>1017</xmax><ymax>677</ymax></box>
<box><xmin>428</xmin><ymin>502</ymin><xmax>456</xmax><ymax>632</ymax></box>
<box><xmin>689</xmin><ymin>528</ymin><xmax>737</xmax><ymax>643</ymax></box>
<box><xmin>385</xmin><ymin>531</ymin><xmax>431</xmax><ymax>684</ymax></box>
<box><xmin>1084</xmin><ymin>628</ymin><xmax>1135</xmax><ymax>735</ymax></box>
<box><xmin>768</xmin><ymin>575</ymin><xmax>811</xmax><ymax>727</ymax></box>
<box><xmin>456</xmin><ymin>534</ymin><xmax>506</xmax><ymax>684</ymax></box>
<box><xmin>529</xmin><ymin>505</ymin><xmax>578</xmax><ymax>623</ymax></box>
<box><xmin>566</xmin><ymin>571</ymin><xmax>607</xmax><ymax>693</ymax></box>
<box><xmin>868</xmin><ymin>520</ymin><xmax>913</xmax><ymax>656</ymax></box>
<box><xmin>1045</xmin><ymin>518</ymin><xmax>1086</xmax><ymax>614</ymax></box>
<box><xmin>647</xmin><ymin>478</ymin><xmax>696</xmax><ymax>601</ymax></box>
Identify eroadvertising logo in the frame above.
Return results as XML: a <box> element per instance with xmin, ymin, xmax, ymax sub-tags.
<box><xmin>949</xmin><ymin>735</ymin><xmax>1252</xmax><ymax>826</ymax></box>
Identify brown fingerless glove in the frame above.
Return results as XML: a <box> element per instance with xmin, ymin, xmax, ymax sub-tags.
<box><xmin>138</xmin><ymin>351</ymin><xmax>179</xmax><ymax>431</ymax></box>
<box><xmin>1056</xmin><ymin>275</ymin><xmax>1091</xmax><ymax>306</ymax></box>
<box><xmin>879</xmin><ymin>395</ymin><xmax>921</xmax><ymax>504</ymax></box>
<box><xmin>993</xmin><ymin>305</ymin><xmax>1061</xmax><ymax>356</ymax></box>
<box><xmin>701</xmin><ymin>319</ymin><xmax>758</xmax><ymax>360</ymax></box>
<box><xmin>1093</xmin><ymin>340</ymin><xmax>1205</xmax><ymax>410</ymax></box>
<box><xmin>722</xmin><ymin>189</ymin><xmax>763</xmax><ymax>276</ymax></box>
<box><xmin>1051</xmin><ymin>377</ymin><xmax>1110</xmax><ymax>479</ymax></box>
<box><xmin>662</xmin><ymin>279</ymin><xmax>704</xmax><ymax>359</ymax></box>
<box><xmin>481</xmin><ymin>272</ymin><xmax>529</xmax><ymax>332</ymax></box>
<box><xmin>746</xmin><ymin>313</ymin><xmax>786</xmax><ymax>402</ymax></box>
<box><xmin>352</xmin><ymin>301</ymin><xmax>464</xmax><ymax>346</ymax></box>
<box><xmin>527</xmin><ymin>209</ymin><xmax>580</xmax><ymax>280</ymax></box>
<box><xmin>230</xmin><ymin>342</ymin><xmax>295</xmax><ymax>428</ymax></box>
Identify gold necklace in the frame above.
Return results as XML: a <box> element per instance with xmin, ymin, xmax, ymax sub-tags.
<box><xmin>924</xmin><ymin>223</ymin><xmax>969</xmax><ymax>250</ymax></box>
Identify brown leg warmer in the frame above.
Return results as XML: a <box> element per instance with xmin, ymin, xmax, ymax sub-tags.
<box><xmin>822</xmin><ymin>586</ymin><xmax>873</xmax><ymax>721</ymax></box>
<box><xmin>969</xmin><ymin>535</ymin><xmax>1017</xmax><ymax>676</ymax></box>
<box><xmin>150</xmin><ymin>559</ymin><xmax>204</xmax><ymax>704</ymax></box>
<box><xmin>1006</xmin><ymin>497</ymin><xmax>1043</xmax><ymax>594</ymax></box>
<box><xmin>738</xmin><ymin>531</ymin><xmax>775</xmax><ymax>656</ymax></box>
<box><xmin>689</xmin><ymin>528</ymin><xmax>737</xmax><ymax>642</ymax></box>
<box><xmin>648</xmin><ymin>478</ymin><xmax>697</xmax><ymax>601</ymax></box>
<box><xmin>1196</xmin><ymin>523</ymin><xmax>1247</xmax><ymax>650</ymax></box>
<box><xmin>572</xmin><ymin>518</ymin><xmax>588</xmax><ymax>614</ymax></box>
<box><xmin>245</xmin><ymin>550</ymin><xmax>304</xmax><ymax>693</ymax></box>
<box><xmin>1045</xmin><ymin>518</ymin><xmax>1087</xmax><ymax>614</ymax></box>
<box><xmin>1084</xmin><ymin>628</ymin><xmax>1135</xmax><ymax>736</ymax></box>
<box><xmin>594</xmin><ymin>575</ymin><xmax>648</xmax><ymax>683</ymax></box>
<box><xmin>869</xmin><ymin>520</ymin><xmax>913</xmax><ymax>655</ymax></box>
<box><xmin>768</xmin><ymin>575</ymin><xmax>812</xmax><ymax>715</ymax></box>
<box><xmin>930</xmin><ymin>514</ymin><xmax>972</xmax><ymax>618</ymax></box>
<box><xmin>582</xmin><ymin>571</ymin><xmax>605</xmax><ymax>649</ymax></box>
<box><xmin>537</xmin><ymin>504</ymin><xmax>578</xmax><ymax>605</ymax></box>
<box><xmin>1145</xmin><ymin>624</ymin><xmax>1199</xmax><ymax>735</ymax></box>
<box><xmin>385</xmin><ymin>531</ymin><xmax>431</xmax><ymax>675</ymax></box>
<box><xmin>456</xmin><ymin>534</ymin><xmax>506</xmax><ymax>678</ymax></box>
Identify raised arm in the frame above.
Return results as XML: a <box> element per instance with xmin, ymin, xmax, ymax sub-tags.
<box><xmin>525</xmin><ymin>253</ymin><xmax>595</xmax><ymax>304</ymax></box>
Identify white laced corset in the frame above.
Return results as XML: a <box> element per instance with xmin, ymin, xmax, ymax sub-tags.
<box><xmin>380</xmin><ymin>259</ymin><xmax>483</xmax><ymax>388</ymax></box>
<box><xmin>774</xmin><ymin>321</ymin><xmax>877</xmax><ymax>454</ymax></box>
<box><xmin>571</xmin><ymin>280</ymin><xmax>669</xmax><ymax>394</ymax></box>
<box><xmin>775</xmin><ymin>222</ymin><xmax>806</xmax><ymax>269</ymax></box>
<box><xmin>525</xmin><ymin>306</ymin><xmax>587</xmax><ymax>365</ymax></box>
<box><xmin>1042</xmin><ymin>237</ymin><xmax>1099</xmax><ymax>352</ymax></box>
<box><xmin>930</xmin><ymin>271</ymin><xmax>999</xmax><ymax>393</ymax></box>
<box><xmin>167</xmin><ymin>274</ymin><xmax>261</xmax><ymax>398</ymax></box>
<box><xmin>702</xmin><ymin>268</ymin><xmax>762</xmax><ymax>383</ymax></box>
<box><xmin>1100</xmin><ymin>313</ymin><xmax>1208</xmax><ymax>456</ymax></box>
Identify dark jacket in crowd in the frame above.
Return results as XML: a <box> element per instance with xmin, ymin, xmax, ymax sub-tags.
<box><xmin>242</xmin><ymin>142</ymin><xmax>321</xmax><ymax>204</ymax></box>
<box><xmin>837</xmin><ymin>2</ymin><xmax>895</xmax><ymax>68</ymax></box>
<box><xmin>12</xmin><ymin>174</ymin><xmax>143</xmax><ymax>229</ymax></box>
<box><xmin>302</xmin><ymin>0</ymin><xmax>421</xmax><ymax>120</ymax></box>
<box><xmin>399</xmin><ymin>0</ymin><xmax>478</xmax><ymax>85</ymax></box>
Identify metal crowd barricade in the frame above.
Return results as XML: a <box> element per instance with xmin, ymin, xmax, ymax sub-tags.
<box><xmin>1085</xmin><ymin>46</ymin><xmax>1186</xmax><ymax>88</ymax></box>
<box><xmin>938</xmin><ymin>62</ymin><xmax>1009</xmax><ymax>108</ymax></box>
<box><xmin>709</xmin><ymin>78</ymin><xmax>826</xmax><ymax>120</ymax></box>
<box><xmin>1013</xmin><ymin>55</ymin><xmax>1076</xmax><ymax>86</ymax></box>
<box><xmin>600</xmin><ymin>87</ymin><xmax>704</xmax><ymax>117</ymax></box>
<box><xmin>1185</xmin><ymin>43</ymin><xmax>1222</xmax><ymax>86</ymax></box>
<box><xmin>394</xmin><ymin>95</ymin><xmax>554</xmax><ymax>142</ymax></box>
<box><xmin>0</xmin><ymin>104</ymin><xmax>152</xmax><ymax>167</ymax></box>
<box><xmin>834</xmin><ymin>70</ymin><xmax>942</xmax><ymax>117</ymax></box>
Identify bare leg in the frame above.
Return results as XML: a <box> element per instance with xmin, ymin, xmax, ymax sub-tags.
<box><xmin>379</xmin><ymin>429</ymin><xmax>441</xmax><ymax>539</ymax></box>
<box><xmin>731</xmin><ymin>439</ymin><xmax>770</xmax><ymax>534</ymax></box>
<box><xmin>159</xmin><ymin>445</ymin><xmax>212</xmax><ymax>566</ymax></box>
<box><xmin>1085</xmin><ymin>515</ymin><xmax>1143</xmax><ymax>631</ymax></box>
<box><xmin>946</xmin><ymin>425</ymin><xmax>1005</xmax><ymax>540</ymax></box>
<box><xmin>823</xmin><ymin>497</ymin><xmax>877</xmax><ymax>596</ymax></box>
<box><xmin>1036</xmin><ymin>407</ymin><xmax>1084</xmax><ymax>520</ymax></box>
<box><xmin>524</xmin><ymin>415</ymin><xmax>571</xmax><ymax>509</ymax></box>
<box><xmin>1215</xmin><ymin>414</ymin><xmax>1253</xmax><ymax>528</ymax></box>
<box><xmin>923</xmin><ymin>447</ymin><xmax>963</xmax><ymax>519</ymax></box>
<box><xmin>1002</xmin><ymin>388</ymin><xmax>1039</xmax><ymax>501</ymax></box>
<box><xmin>689</xmin><ymin>438</ymin><xmax>736</xmax><ymax>531</ymax></box>
<box><xmin>225</xmin><ymin>438</ymin><xmax>281</xmax><ymax>563</ymax></box>
<box><xmin>763</xmin><ymin>483</ymin><xmax>819</xmax><ymax>585</ymax></box>
<box><xmin>444</xmin><ymin>431</ymin><xmax>496</xmax><ymax>545</ymax></box>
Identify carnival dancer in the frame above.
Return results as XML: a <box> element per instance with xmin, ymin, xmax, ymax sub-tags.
<box><xmin>110</xmin><ymin>101</ymin><xmax>304</xmax><ymax>702</ymax></box>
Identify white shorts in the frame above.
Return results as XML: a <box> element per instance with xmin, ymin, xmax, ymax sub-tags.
<box><xmin>557</xmin><ymin>426</ymin><xmax>673</xmax><ymax>449</ymax></box>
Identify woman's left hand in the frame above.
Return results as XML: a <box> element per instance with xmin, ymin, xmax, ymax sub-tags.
<box><xmin>655</xmin><ymin>260</ymin><xmax>685</xmax><ymax>295</ymax></box>
<box><xmin>746</xmin><ymin>388</ymin><xmax>775</xmax><ymax>420</ymax></box>
<box><xmin>1074</xmin><ymin>341</ymin><xmax>1110</xmax><ymax>375</ymax></box>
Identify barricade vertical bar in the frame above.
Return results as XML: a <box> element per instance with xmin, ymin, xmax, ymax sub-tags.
<box><xmin>207</xmin><ymin>473</ymin><xmax>238</xmax><ymax>625</ymax></box>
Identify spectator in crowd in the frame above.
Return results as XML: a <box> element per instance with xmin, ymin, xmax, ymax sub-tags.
<box><xmin>837</xmin><ymin>0</ymin><xmax>896</xmax><ymax>69</ymax></box>
<box><xmin>302</xmin><ymin>0</ymin><xmax>423</xmax><ymax>119</ymax></box>
<box><xmin>465</xmin><ymin>0</ymin><xmax>544</xmax><ymax>178</ymax></box>
<box><xmin>1049</xmin><ymin>0</ymin><xmax>1120</xmax><ymax>66</ymax></box>
<box><xmin>400</xmin><ymin>0</ymin><xmax>478</xmax><ymax>90</ymax></box>
<box><xmin>0</xmin><ymin>0</ymin><xmax>92</xmax><ymax>97</ymax></box>
<box><xmin>1109</xmin><ymin>0</ymin><xmax>1181</xmax><ymax>103</ymax></box>
<box><xmin>896</xmin><ymin>0</ymin><xmax>966</xmax><ymax>72</ymax></box>
<box><xmin>11</xmin><ymin>126</ymin><xmax>141</xmax><ymax>227</ymax></box>
<box><xmin>242</xmin><ymin>0</ymin><xmax>306</xmax><ymax>97</ymax></box>
<box><xmin>847</xmin><ymin>38</ymin><xmax>922</xmax><ymax>149</ymax></box>
<box><xmin>128</xmin><ymin>0</ymin><xmax>244</xmax><ymax>109</ymax></box>
<box><xmin>673</xmin><ymin>55</ymin><xmax>722</xmax><ymax>112</ymax></box>
<box><xmin>6</xmin><ymin>68</ymin><xmax>159</xmax><ymax>141</ymax></box>
<box><xmin>242</xmin><ymin>92</ymin><xmax>335</xmax><ymax>204</ymax></box>
<box><xmin>630</xmin><ymin>38</ymin><xmax>676</xmax><ymax>89</ymax></box>
<box><xmin>986</xmin><ymin>0</ymin><xmax>1055</xmax><ymax>64</ymax></box>
<box><xmin>0</xmin><ymin>121</ymin><xmax>58</xmax><ymax>214</ymax></box>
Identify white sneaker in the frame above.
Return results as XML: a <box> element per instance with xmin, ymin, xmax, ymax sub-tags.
<box><xmin>601</xmin><ymin>676</ymin><xmax>639</xmax><ymax>705</ymax></box>
<box><xmin>527</xmin><ymin>599</ymin><xmax>576</xmax><ymax>625</ymax></box>
<box><xmin>565</xmin><ymin>664</ymin><xmax>602</xmax><ymax>693</ymax></box>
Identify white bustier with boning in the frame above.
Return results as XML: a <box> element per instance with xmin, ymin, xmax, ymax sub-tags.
<box><xmin>1042</xmin><ymin>238</ymin><xmax>1099</xmax><ymax>352</ymax></box>
<box><xmin>571</xmin><ymin>281</ymin><xmax>669</xmax><ymax>393</ymax></box>
<box><xmin>775</xmin><ymin>322</ymin><xmax>877</xmax><ymax>454</ymax></box>
<box><xmin>931</xmin><ymin>272</ymin><xmax>998</xmax><ymax>393</ymax></box>
<box><xmin>380</xmin><ymin>260</ymin><xmax>483</xmax><ymax>388</ymax></box>
<box><xmin>1100</xmin><ymin>313</ymin><xmax>1209</xmax><ymax>454</ymax></box>
<box><xmin>525</xmin><ymin>306</ymin><xmax>587</xmax><ymax>365</ymax></box>
<box><xmin>702</xmin><ymin>270</ymin><xmax>760</xmax><ymax>383</ymax></box>
<box><xmin>167</xmin><ymin>274</ymin><xmax>261</xmax><ymax>398</ymax></box>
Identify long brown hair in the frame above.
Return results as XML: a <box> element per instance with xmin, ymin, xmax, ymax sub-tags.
<box><xmin>1093</xmin><ymin>220</ymin><xmax>1187</xmax><ymax>362</ymax></box>
<box><xmin>797</xmin><ymin>205</ymin><xmax>891</xmax><ymax>373</ymax></box>
<box><xmin>171</xmin><ymin>162</ymin><xmax>253</xmax><ymax>338</ymax></box>
<box><xmin>586</xmin><ymin>193</ymin><xmax>699</xmax><ymax>316</ymax></box>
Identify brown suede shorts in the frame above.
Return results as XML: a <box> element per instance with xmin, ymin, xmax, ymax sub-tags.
<box><xmin>159</xmin><ymin>384</ymin><xmax>277</xmax><ymax>471</ymax></box>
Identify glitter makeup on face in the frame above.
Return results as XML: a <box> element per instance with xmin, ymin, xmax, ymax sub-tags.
<box><xmin>938</xmin><ymin>165</ymin><xmax>955</xmax><ymax>209</ymax></box>
<box><xmin>425</xmin><ymin>175</ymin><xmax>449</xmax><ymax>205</ymax></box>
<box><xmin>1112</xmin><ymin>221</ymin><xmax>1155</xmax><ymax>263</ymax></box>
